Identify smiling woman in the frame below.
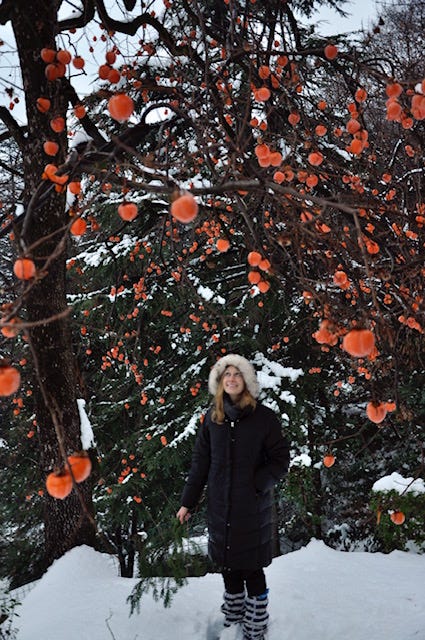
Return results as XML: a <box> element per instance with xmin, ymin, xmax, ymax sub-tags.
<box><xmin>176</xmin><ymin>354</ymin><xmax>290</xmax><ymax>640</ymax></box>
<box><xmin>222</xmin><ymin>366</ymin><xmax>245</xmax><ymax>401</ymax></box>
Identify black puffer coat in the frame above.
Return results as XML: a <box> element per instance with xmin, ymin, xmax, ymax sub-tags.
<box><xmin>181</xmin><ymin>402</ymin><xmax>290</xmax><ymax>570</ymax></box>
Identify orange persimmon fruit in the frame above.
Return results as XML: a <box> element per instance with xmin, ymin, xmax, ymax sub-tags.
<box><xmin>45</xmin><ymin>63</ymin><xmax>59</xmax><ymax>81</ymax></box>
<box><xmin>288</xmin><ymin>111</ymin><xmax>300</xmax><ymax>126</ymax></box>
<box><xmin>247</xmin><ymin>251</ymin><xmax>262</xmax><ymax>267</ymax></box>
<box><xmin>258</xmin><ymin>258</ymin><xmax>271</xmax><ymax>271</ymax></box>
<box><xmin>67</xmin><ymin>451</ymin><xmax>92</xmax><ymax>483</ymax></box>
<box><xmin>385</xmin><ymin>83</ymin><xmax>403</xmax><ymax>99</ymax></box>
<box><xmin>257</xmin><ymin>154</ymin><xmax>272</xmax><ymax>167</ymax></box>
<box><xmin>390</xmin><ymin>510</ymin><xmax>405</xmax><ymax>525</ymax></box>
<box><xmin>36</xmin><ymin>97</ymin><xmax>51</xmax><ymax>113</ymax></box>
<box><xmin>273</xmin><ymin>170</ymin><xmax>285</xmax><ymax>184</ymax></box>
<box><xmin>40</xmin><ymin>47</ymin><xmax>56</xmax><ymax>63</ymax></box>
<box><xmin>254</xmin><ymin>143</ymin><xmax>270</xmax><ymax>159</ymax></box>
<box><xmin>386</xmin><ymin>100</ymin><xmax>402</xmax><ymax>121</ymax></box>
<box><xmin>0</xmin><ymin>317</ymin><xmax>21</xmax><ymax>338</ymax></box>
<box><xmin>257</xmin><ymin>280</ymin><xmax>270</xmax><ymax>293</ymax></box>
<box><xmin>118</xmin><ymin>202</ymin><xmax>138</xmax><ymax>221</ymax></box>
<box><xmin>355</xmin><ymin>88</ymin><xmax>367</xmax><ymax>102</ymax></box>
<box><xmin>170</xmin><ymin>193</ymin><xmax>198</xmax><ymax>223</ymax></box>
<box><xmin>72</xmin><ymin>56</ymin><xmax>85</xmax><ymax>69</ymax></box>
<box><xmin>13</xmin><ymin>257</ymin><xmax>36</xmax><ymax>280</ymax></box>
<box><xmin>324</xmin><ymin>44</ymin><xmax>338</xmax><ymax>60</ymax></box>
<box><xmin>269</xmin><ymin>151</ymin><xmax>282</xmax><ymax>166</ymax></box>
<box><xmin>255</xmin><ymin>86</ymin><xmax>271</xmax><ymax>101</ymax></box>
<box><xmin>306</xmin><ymin>174</ymin><xmax>319</xmax><ymax>187</ymax></box>
<box><xmin>248</xmin><ymin>270</ymin><xmax>261</xmax><ymax>285</ymax></box>
<box><xmin>105</xmin><ymin>50</ymin><xmax>117</xmax><ymax>65</ymax></box>
<box><xmin>365</xmin><ymin>239</ymin><xmax>380</xmax><ymax>254</ymax></box>
<box><xmin>50</xmin><ymin>116</ymin><xmax>65</xmax><ymax>133</ymax></box>
<box><xmin>323</xmin><ymin>454</ymin><xmax>336</xmax><ymax>468</ymax></box>
<box><xmin>366</xmin><ymin>401</ymin><xmax>387</xmax><ymax>424</ymax></box>
<box><xmin>0</xmin><ymin>364</ymin><xmax>21</xmax><ymax>396</ymax></box>
<box><xmin>70</xmin><ymin>218</ymin><xmax>87</xmax><ymax>236</ymax></box>
<box><xmin>73</xmin><ymin>104</ymin><xmax>86</xmax><ymax>119</ymax></box>
<box><xmin>258</xmin><ymin>65</ymin><xmax>271</xmax><ymax>79</ymax></box>
<box><xmin>43</xmin><ymin>140</ymin><xmax>59</xmax><ymax>156</ymax></box>
<box><xmin>107</xmin><ymin>93</ymin><xmax>134</xmax><ymax>121</ymax></box>
<box><xmin>315</xmin><ymin>124</ymin><xmax>327</xmax><ymax>136</ymax></box>
<box><xmin>308</xmin><ymin>151</ymin><xmax>324</xmax><ymax>166</ymax></box>
<box><xmin>68</xmin><ymin>181</ymin><xmax>81</xmax><ymax>195</ymax></box>
<box><xmin>45</xmin><ymin>469</ymin><xmax>73</xmax><ymax>499</ymax></box>
<box><xmin>333</xmin><ymin>270</ymin><xmax>348</xmax><ymax>287</ymax></box>
<box><xmin>107</xmin><ymin>68</ymin><xmax>121</xmax><ymax>84</ymax></box>
<box><xmin>98</xmin><ymin>64</ymin><xmax>111</xmax><ymax>80</ymax></box>
<box><xmin>56</xmin><ymin>49</ymin><xmax>72</xmax><ymax>65</ymax></box>
<box><xmin>349</xmin><ymin>138</ymin><xmax>364</xmax><ymax>155</ymax></box>
<box><xmin>42</xmin><ymin>164</ymin><xmax>68</xmax><ymax>185</ymax></box>
<box><xmin>216</xmin><ymin>238</ymin><xmax>230</xmax><ymax>252</ymax></box>
<box><xmin>346</xmin><ymin>118</ymin><xmax>361</xmax><ymax>134</ymax></box>
<box><xmin>342</xmin><ymin>329</ymin><xmax>375</xmax><ymax>357</ymax></box>
<box><xmin>313</xmin><ymin>320</ymin><xmax>338</xmax><ymax>346</ymax></box>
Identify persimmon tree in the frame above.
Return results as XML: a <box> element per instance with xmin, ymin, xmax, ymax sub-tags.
<box><xmin>0</xmin><ymin>0</ymin><xmax>424</xmax><ymax>581</ymax></box>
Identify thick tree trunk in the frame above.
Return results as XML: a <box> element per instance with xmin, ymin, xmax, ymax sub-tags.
<box><xmin>25</xmin><ymin>250</ymin><xmax>96</xmax><ymax>565</ymax></box>
<box><xmin>11</xmin><ymin>0</ymin><xmax>96</xmax><ymax>569</ymax></box>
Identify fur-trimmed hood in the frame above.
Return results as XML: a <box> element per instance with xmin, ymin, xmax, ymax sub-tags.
<box><xmin>208</xmin><ymin>354</ymin><xmax>259</xmax><ymax>399</ymax></box>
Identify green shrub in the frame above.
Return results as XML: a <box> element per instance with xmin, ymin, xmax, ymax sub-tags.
<box><xmin>370</xmin><ymin>489</ymin><xmax>425</xmax><ymax>553</ymax></box>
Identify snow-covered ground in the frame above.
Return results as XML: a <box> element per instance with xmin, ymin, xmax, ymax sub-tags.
<box><xmin>10</xmin><ymin>540</ymin><xmax>425</xmax><ymax>640</ymax></box>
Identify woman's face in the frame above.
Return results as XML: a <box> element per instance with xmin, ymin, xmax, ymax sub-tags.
<box><xmin>222</xmin><ymin>365</ymin><xmax>245</xmax><ymax>401</ymax></box>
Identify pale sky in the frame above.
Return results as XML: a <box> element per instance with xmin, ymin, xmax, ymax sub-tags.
<box><xmin>312</xmin><ymin>0</ymin><xmax>379</xmax><ymax>35</ymax></box>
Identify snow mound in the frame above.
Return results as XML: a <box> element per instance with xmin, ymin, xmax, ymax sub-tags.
<box><xmin>13</xmin><ymin>541</ymin><xmax>425</xmax><ymax>640</ymax></box>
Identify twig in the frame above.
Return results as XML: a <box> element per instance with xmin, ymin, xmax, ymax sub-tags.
<box><xmin>0</xmin><ymin>307</ymin><xmax>72</xmax><ymax>331</ymax></box>
<box><xmin>105</xmin><ymin>612</ymin><xmax>118</xmax><ymax>640</ymax></box>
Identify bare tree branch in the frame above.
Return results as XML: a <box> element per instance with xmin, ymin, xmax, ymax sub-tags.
<box><xmin>0</xmin><ymin>106</ymin><xmax>25</xmax><ymax>151</ymax></box>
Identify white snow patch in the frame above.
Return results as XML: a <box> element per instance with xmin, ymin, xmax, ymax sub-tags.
<box><xmin>372</xmin><ymin>472</ymin><xmax>425</xmax><ymax>496</ymax></box>
<box><xmin>279</xmin><ymin>390</ymin><xmax>297</xmax><ymax>405</ymax></box>
<box><xmin>69</xmin><ymin>129</ymin><xmax>93</xmax><ymax>148</ymax></box>
<box><xmin>73</xmin><ymin>234</ymin><xmax>135</xmax><ymax>268</ymax></box>
<box><xmin>77</xmin><ymin>399</ymin><xmax>95</xmax><ymax>449</ymax></box>
<box><xmin>290</xmin><ymin>453</ymin><xmax>312</xmax><ymax>467</ymax></box>
<box><xmin>197</xmin><ymin>284</ymin><xmax>225</xmax><ymax>304</ymax></box>
<box><xmin>170</xmin><ymin>411</ymin><xmax>203</xmax><ymax>447</ymax></box>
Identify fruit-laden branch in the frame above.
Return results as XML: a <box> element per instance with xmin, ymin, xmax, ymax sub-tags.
<box><xmin>16</xmin><ymin>114</ymin><xmax>174</xmax><ymax>245</ymax></box>
<box><xmin>57</xmin><ymin>0</ymin><xmax>200</xmax><ymax>63</ymax></box>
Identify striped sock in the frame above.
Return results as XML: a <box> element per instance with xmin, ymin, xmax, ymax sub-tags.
<box><xmin>221</xmin><ymin>591</ymin><xmax>245</xmax><ymax>626</ymax></box>
<box><xmin>243</xmin><ymin>592</ymin><xmax>269</xmax><ymax>639</ymax></box>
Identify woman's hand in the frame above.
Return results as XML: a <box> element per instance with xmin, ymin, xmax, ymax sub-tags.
<box><xmin>176</xmin><ymin>506</ymin><xmax>191</xmax><ymax>524</ymax></box>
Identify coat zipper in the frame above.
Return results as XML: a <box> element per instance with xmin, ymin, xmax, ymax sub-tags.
<box><xmin>224</xmin><ymin>419</ymin><xmax>237</xmax><ymax>568</ymax></box>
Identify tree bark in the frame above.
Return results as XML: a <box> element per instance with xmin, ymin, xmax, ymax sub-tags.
<box><xmin>11</xmin><ymin>0</ymin><xmax>96</xmax><ymax>570</ymax></box>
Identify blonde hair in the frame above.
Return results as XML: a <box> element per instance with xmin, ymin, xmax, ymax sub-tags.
<box><xmin>211</xmin><ymin>372</ymin><xmax>257</xmax><ymax>424</ymax></box>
